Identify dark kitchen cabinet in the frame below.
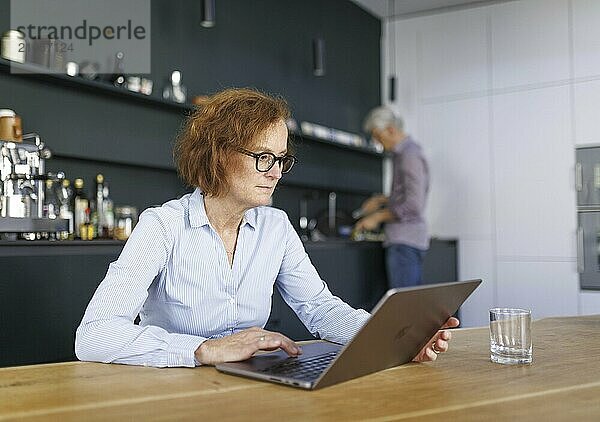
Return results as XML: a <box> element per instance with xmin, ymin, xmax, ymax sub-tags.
<box><xmin>0</xmin><ymin>238</ymin><xmax>458</xmax><ymax>366</ymax></box>
<box><xmin>0</xmin><ymin>240</ymin><xmax>385</xmax><ymax>366</ymax></box>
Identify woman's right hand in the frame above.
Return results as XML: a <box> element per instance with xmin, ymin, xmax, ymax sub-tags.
<box><xmin>194</xmin><ymin>327</ymin><xmax>302</xmax><ymax>365</ymax></box>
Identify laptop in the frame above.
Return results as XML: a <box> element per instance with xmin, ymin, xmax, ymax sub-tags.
<box><xmin>216</xmin><ymin>279</ymin><xmax>481</xmax><ymax>390</ymax></box>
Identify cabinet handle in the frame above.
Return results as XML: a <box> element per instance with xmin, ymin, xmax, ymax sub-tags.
<box><xmin>595</xmin><ymin>164</ymin><xmax>600</xmax><ymax>189</ymax></box>
<box><xmin>575</xmin><ymin>162</ymin><xmax>583</xmax><ymax>192</ymax></box>
<box><xmin>577</xmin><ymin>227</ymin><xmax>584</xmax><ymax>273</ymax></box>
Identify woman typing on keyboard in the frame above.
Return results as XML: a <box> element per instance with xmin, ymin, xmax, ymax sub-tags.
<box><xmin>75</xmin><ymin>88</ymin><xmax>458</xmax><ymax>368</ymax></box>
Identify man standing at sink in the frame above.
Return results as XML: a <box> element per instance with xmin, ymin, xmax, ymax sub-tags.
<box><xmin>355</xmin><ymin>107</ymin><xmax>430</xmax><ymax>288</ymax></box>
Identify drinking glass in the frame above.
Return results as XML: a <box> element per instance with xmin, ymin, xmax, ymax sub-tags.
<box><xmin>489</xmin><ymin>308</ymin><xmax>532</xmax><ymax>364</ymax></box>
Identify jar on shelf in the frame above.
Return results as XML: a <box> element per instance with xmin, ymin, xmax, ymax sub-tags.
<box><xmin>114</xmin><ymin>206</ymin><xmax>138</xmax><ymax>240</ymax></box>
<box><xmin>1</xmin><ymin>30</ymin><xmax>26</xmax><ymax>63</ymax></box>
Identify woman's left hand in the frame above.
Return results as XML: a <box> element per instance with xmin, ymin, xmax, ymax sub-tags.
<box><xmin>412</xmin><ymin>317</ymin><xmax>460</xmax><ymax>362</ymax></box>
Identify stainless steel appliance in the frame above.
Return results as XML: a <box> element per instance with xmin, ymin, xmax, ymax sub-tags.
<box><xmin>576</xmin><ymin>146</ymin><xmax>600</xmax><ymax>289</ymax></box>
<box><xmin>0</xmin><ymin>132</ymin><xmax>68</xmax><ymax>237</ymax></box>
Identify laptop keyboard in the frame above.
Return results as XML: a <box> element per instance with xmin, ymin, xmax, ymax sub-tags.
<box><xmin>259</xmin><ymin>351</ymin><xmax>338</xmax><ymax>380</ymax></box>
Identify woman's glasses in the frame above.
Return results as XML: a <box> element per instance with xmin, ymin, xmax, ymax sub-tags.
<box><xmin>237</xmin><ymin>148</ymin><xmax>298</xmax><ymax>173</ymax></box>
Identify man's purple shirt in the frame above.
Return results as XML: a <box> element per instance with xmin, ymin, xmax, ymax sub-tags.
<box><xmin>384</xmin><ymin>136</ymin><xmax>430</xmax><ymax>250</ymax></box>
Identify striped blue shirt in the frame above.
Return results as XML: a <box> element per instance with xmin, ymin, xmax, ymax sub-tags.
<box><xmin>75</xmin><ymin>188</ymin><xmax>370</xmax><ymax>368</ymax></box>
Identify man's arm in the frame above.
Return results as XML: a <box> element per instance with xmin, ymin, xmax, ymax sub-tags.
<box><xmin>354</xmin><ymin>207</ymin><xmax>395</xmax><ymax>231</ymax></box>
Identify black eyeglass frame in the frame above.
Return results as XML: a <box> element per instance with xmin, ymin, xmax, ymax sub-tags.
<box><xmin>237</xmin><ymin>148</ymin><xmax>298</xmax><ymax>174</ymax></box>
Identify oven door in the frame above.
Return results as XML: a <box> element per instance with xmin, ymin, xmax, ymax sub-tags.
<box><xmin>578</xmin><ymin>211</ymin><xmax>600</xmax><ymax>290</ymax></box>
<box><xmin>576</xmin><ymin>147</ymin><xmax>600</xmax><ymax>207</ymax></box>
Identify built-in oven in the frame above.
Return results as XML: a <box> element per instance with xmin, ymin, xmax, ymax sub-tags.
<box><xmin>576</xmin><ymin>146</ymin><xmax>600</xmax><ymax>290</ymax></box>
<box><xmin>578</xmin><ymin>211</ymin><xmax>600</xmax><ymax>289</ymax></box>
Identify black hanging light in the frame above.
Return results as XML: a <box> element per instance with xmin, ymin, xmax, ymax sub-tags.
<box><xmin>312</xmin><ymin>38</ymin><xmax>326</xmax><ymax>77</ymax></box>
<box><xmin>200</xmin><ymin>0</ymin><xmax>216</xmax><ymax>28</ymax></box>
<box><xmin>388</xmin><ymin>0</ymin><xmax>396</xmax><ymax>102</ymax></box>
<box><xmin>389</xmin><ymin>75</ymin><xmax>396</xmax><ymax>102</ymax></box>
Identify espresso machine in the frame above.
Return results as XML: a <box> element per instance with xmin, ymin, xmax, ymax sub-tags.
<box><xmin>0</xmin><ymin>132</ymin><xmax>68</xmax><ymax>238</ymax></box>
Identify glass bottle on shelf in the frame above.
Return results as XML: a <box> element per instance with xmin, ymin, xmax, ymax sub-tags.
<box><xmin>80</xmin><ymin>207</ymin><xmax>94</xmax><ymax>240</ymax></box>
<box><xmin>162</xmin><ymin>70</ymin><xmax>187</xmax><ymax>103</ymax></box>
<box><xmin>101</xmin><ymin>184</ymin><xmax>115</xmax><ymax>239</ymax></box>
<box><xmin>110</xmin><ymin>51</ymin><xmax>126</xmax><ymax>87</ymax></box>
<box><xmin>57</xmin><ymin>178</ymin><xmax>74</xmax><ymax>240</ymax></box>
<box><xmin>92</xmin><ymin>174</ymin><xmax>105</xmax><ymax>238</ymax></box>
<box><xmin>89</xmin><ymin>202</ymin><xmax>98</xmax><ymax>240</ymax></box>
<box><xmin>43</xmin><ymin>179</ymin><xmax>59</xmax><ymax>240</ymax></box>
<box><xmin>43</xmin><ymin>179</ymin><xmax>59</xmax><ymax>220</ymax></box>
<box><xmin>73</xmin><ymin>178</ymin><xmax>88</xmax><ymax>239</ymax></box>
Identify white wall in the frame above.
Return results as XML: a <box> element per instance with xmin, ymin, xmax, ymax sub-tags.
<box><xmin>383</xmin><ymin>0</ymin><xmax>600</xmax><ymax>327</ymax></box>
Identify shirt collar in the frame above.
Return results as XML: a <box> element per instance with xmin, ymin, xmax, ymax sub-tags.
<box><xmin>188</xmin><ymin>188</ymin><xmax>210</xmax><ymax>228</ymax></box>
<box><xmin>243</xmin><ymin>208</ymin><xmax>258</xmax><ymax>230</ymax></box>
<box><xmin>393</xmin><ymin>135</ymin><xmax>412</xmax><ymax>154</ymax></box>
<box><xmin>188</xmin><ymin>187</ymin><xmax>257</xmax><ymax>230</ymax></box>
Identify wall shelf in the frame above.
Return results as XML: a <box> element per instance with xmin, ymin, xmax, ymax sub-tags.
<box><xmin>0</xmin><ymin>58</ymin><xmax>193</xmax><ymax>113</ymax></box>
<box><xmin>51</xmin><ymin>152</ymin><xmax>177</xmax><ymax>172</ymax></box>
<box><xmin>291</xmin><ymin>132</ymin><xmax>383</xmax><ymax>157</ymax></box>
<box><xmin>1</xmin><ymin>58</ymin><xmax>381</xmax><ymax>157</ymax></box>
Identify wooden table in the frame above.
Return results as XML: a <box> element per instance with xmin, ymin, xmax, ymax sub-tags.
<box><xmin>1</xmin><ymin>315</ymin><xmax>599</xmax><ymax>421</ymax></box>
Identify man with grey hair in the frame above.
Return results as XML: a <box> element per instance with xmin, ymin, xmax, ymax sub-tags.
<box><xmin>355</xmin><ymin>106</ymin><xmax>430</xmax><ymax>288</ymax></box>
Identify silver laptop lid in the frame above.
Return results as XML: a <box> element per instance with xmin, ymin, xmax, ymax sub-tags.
<box><xmin>216</xmin><ymin>279</ymin><xmax>481</xmax><ymax>389</ymax></box>
<box><xmin>314</xmin><ymin>279</ymin><xmax>481</xmax><ymax>388</ymax></box>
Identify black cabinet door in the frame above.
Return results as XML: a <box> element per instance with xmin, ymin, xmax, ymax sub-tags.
<box><xmin>0</xmin><ymin>254</ymin><xmax>119</xmax><ymax>367</ymax></box>
<box><xmin>423</xmin><ymin>240</ymin><xmax>458</xmax><ymax>285</ymax></box>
